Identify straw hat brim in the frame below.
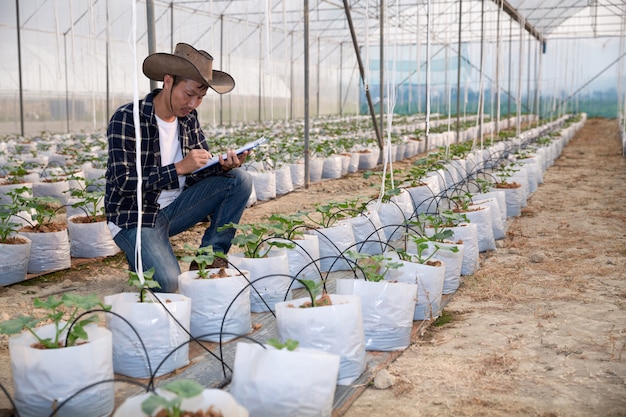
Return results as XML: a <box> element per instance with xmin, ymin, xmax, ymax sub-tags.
<box><xmin>143</xmin><ymin>53</ymin><xmax>235</xmax><ymax>95</ymax></box>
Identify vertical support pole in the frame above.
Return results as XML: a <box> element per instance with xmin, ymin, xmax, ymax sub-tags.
<box><xmin>342</xmin><ymin>0</ymin><xmax>383</xmax><ymax>149</ymax></box>
<box><xmin>508</xmin><ymin>18</ymin><xmax>512</xmax><ymax>127</ymax></box>
<box><xmin>456</xmin><ymin>0</ymin><xmax>462</xmax><ymax>143</ymax></box>
<box><xmin>220</xmin><ymin>14</ymin><xmax>224</xmax><ymax>126</ymax></box>
<box><xmin>106</xmin><ymin>0</ymin><xmax>110</xmax><ymax>123</ymax></box>
<box><xmin>495</xmin><ymin>0</ymin><xmax>501</xmax><ymax>136</ymax></box>
<box><xmin>425</xmin><ymin>0</ymin><xmax>431</xmax><ymax>151</ymax></box>
<box><xmin>379</xmin><ymin>0</ymin><xmax>384</xmax><ymax>142</ymax></box>
<box><xmin>478</xmin><ymin>0</ymin><xmax>485</xmax><ymax>142</ymax></box>
<box><xmin>339</xmin><ymin>42</ymin><xmax>343</xmax><ymax>117</ymax></box>
<box><xmin>15</xmin><ymin>0</ymin><xmax>24</xmax><ymax>136</ymax></box>
<box><xmin>290</xmin><ymin>32</ymin><xmax>294</xmax><ymax>120</ymax></box>
<box><xmin>64</xmin><ymin>33</ymin><xmax>70</xmax><ymax>133</ymax></box>
<box><xmin>170</xmin><ymin>2</ymin><xmax>174</xmax><ymax>52</ymax></box>
<box><xmin>317</xmin><ymin>37</ymin><xmax>320</xmax><ymax>117</ymax></box>
<box><xmin>146</xmin><ymin>0</ymin><xmax>157</xmax><ymax>91</ymax></box>
<box><xmin>304</xmin><ymin>0</ymin><xmax>310</xmax><ymax>189</ymax></box>
<box><xmin>258</xmin><ymin>25</ymin><xmax>262</xmax><ymax>122</ymax></box>
<box><xmin>526</xmin><ymin>36</ymin><xmax>533</xmax><ymax>114</ymax></box>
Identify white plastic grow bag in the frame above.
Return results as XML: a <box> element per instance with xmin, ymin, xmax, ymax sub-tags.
<box><xmin>178</xmin><ymin>269</ymin><xmax>252</xmax><ymax>342</ymax></box>
<box><xmin>229</xmin><ymin>342</ymin><xmax>340</xmax><ymax>417</ymax></box>
<box><xmin>10</xmin><ymin>323</ymin><xmax>114</xmax><ymax>417</ymax></box>
<box><xmin>21</xmin><ymin>228</ymin><xmax>71</xmax><ymax>274</ymax></box>
<box><xmin>114</xmin><ymin>388</ymin><xmax>248</xmax><ymax>417</ymax></box>
<box><xmin>67</xmin><ymin>215</ymin><xmax>120</xmax><ymax>258</ymax></box>
<box><xmin>0</xmin><ymin>235</ymin><xmax>31</xmax><ymax>286</ymax></box>
<box><xmin>229</xmin><ymin>249</ymin><xmax>291</xmax><ymax>313</ymax></box>
<box><xmin>386</xmin><ymin>258</ymin><xmax>445</xmax><ymax>321</ymax></box>
<box><xmin>337</xmin><ymin>211</ymin><xmax>386</xmax><ymax>255</ymax></box>
<box><xmin>275</xmin><ymin>294</ymin><xmax>366</xmax><ymax>386</ymax></box>
<box><xmin>335</xmin><ymin>278</ymin><xmax>417</xmax><ymax>351</ymax></box>
<box><xmin>306</xmin><ymin>223</ymin><xmax>356</xmax><ymax>272</ymax></box>
<box><xmin>104</xmin><ymin>292</ymin><xmax>191</xmax><ymax>378</ymax></box>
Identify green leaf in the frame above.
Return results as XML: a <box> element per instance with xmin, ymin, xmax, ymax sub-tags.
<box><xmin>162</xmin><ymin>380</ymin><xmax>204</xmax><ymax>399</ymax></box>
<box><xmin>0</xmin><ymin>315</ymin><xmax>40</xmax><ymax>335</ymax></box>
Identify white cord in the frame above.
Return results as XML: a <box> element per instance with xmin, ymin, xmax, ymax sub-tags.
<box><xmin>129</xmin><ymin>0</ymin><xmax>144</xmax><ymax>285</ymax></box>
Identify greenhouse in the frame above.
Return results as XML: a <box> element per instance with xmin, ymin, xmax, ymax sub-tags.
<box><xmin>0</xmin><ymin>1</ymin><xmax>625</xmax><ymax>417</ymax></box>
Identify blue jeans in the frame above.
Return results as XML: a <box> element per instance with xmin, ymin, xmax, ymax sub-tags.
<box><xmin>113</xmin><ymin>169</ymin><xmax>252</xmax><ymax>292</ymax></box>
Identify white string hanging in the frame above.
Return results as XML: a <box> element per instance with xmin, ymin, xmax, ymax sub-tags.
<box><xmin>516</xmin><ymin>19</ymin><xmax>524</xmax><ymax>137</ymax></box>
<box><xmin>264</xmin><ymin>0</ymin><xmax>273</xmax><ymax>122</ymax></box>
<box><xmin>54</xmin><ymin>0</ymin><xmax>62</xmax><ymax>79</ymax></box>
<box><xmin>444</xmin><ymin>4</ymin><xmax>451</xmax><ymax>160</ymax></box>
<box><xmin>89</xmin><ymin>1</ymin><xmax>96</xmax><ymax>130</ymax></box>
<box><xmin>210</xmin><ymin>0</ymin><xmax>217</xmax><ymax>126</ymax></box>
<box><xmin>69</xmin><ymin>0</ymin><xmax>75</xmax><ymax>70</ymax></box>
<box><xmin>416</xmin><ymin>3</ymin><xmax>421</xmax><ymax>115</ymax></box>
<box><xmin>425</xmin><ymin>0</ymin><xmax>431</xmax><ymax>148</ymax></box>
<box><xmin>129</xmin><ymin>0</ymin><xmax>145</xmax><ymax>286</ymax></box>
<box><xmin>376</xmin><ymin>0</ymin><xmax>399</xmax><ymax>209</ymax></box>
<box><xmin>283</xmin><ymin>0</ymin><xmax>288</xmax><ymax>121</ymax></box>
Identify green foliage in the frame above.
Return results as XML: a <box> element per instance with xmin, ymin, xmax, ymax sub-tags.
<box><xmin>346</xmin><ymin>251</ymin><xmax>403</xmax><ymax>282</ymax></box>
<box><xmin>180</xmin><ymin>245</ymin><xmax>227</xmax><ymax>279</ymax></box>
<box><xmin>141</xmin><ymin>380</ymin><xmax>205</xmax><ymax>417</ymax></box>
<box><xmin>305</xmin><ymin>198</ymin><xmax>366</xmax><ymax>228</ymax></box>
<box><xmin>0</xmin><ymin>293</ymin><xmax>110</xmax><ymax>348</ymax></box>
<box><xmin>0</xmin><ymin>163</ymin><xmax>30</xmax><ymax>184</ymax></box>
<box><xmin>450</xmin><ymin>192</ymin><xmax>473</xmax><ymax>212</ymax></box>
<box><xmin>363</xmin><ymin>170</ymin><xmax>404</xmax><ymax>203</ymax></box>
<box><xmin>127</xmin><ymin>267</ymin><xmax>161</xmax><ymax>302</ymax></box>
<box><xmin>7</xmin><ymin>186</ymin><xmax>61</xmax><ymax>231</ymax></box>
<box><xmin>494</xmin><ymin>162</ymin><xmax>519</xmax><ymax>184</ymax></box>
<box><xmin>475</xmin><ymin>178</ymin><xmax>494</xmax><ymax>194</ymax></box>
<box><xmin>65</xmin><ymin>175</ymin><xmax>105</xmax><ymax>221</ymax></box>
<box><xmin>300</xmin><ymin>278</ymin><xmax>325</xmax><ymax>307</ymax></box>
<box><xmin>0</xmin><ymin>210</ymin><xmax>21</xmax><ymax>243</ymax></box>
<box><xmin>217</xmin><ymin>222</ymin><xmax>293</xmax><ymax>258</ymax></box>
<box><xmin>267</xmin><ymin>212</ymin><xmax>307</xmax><ymax>240</ymax></box>
<box><xmin>397</xmin><ymin>236</ymin><xmax>439</xmax><ymax>264</ymax></box>
<box><xmin>267</xmin><ymin>338</ymin><xmax>300</xmax><ymax>351</ymax></box>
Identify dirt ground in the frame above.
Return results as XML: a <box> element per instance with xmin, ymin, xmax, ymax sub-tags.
<box><xmin>0</xmin><ymin>117</ymin><xmax>624</xmax><ymax>416</ymax></box>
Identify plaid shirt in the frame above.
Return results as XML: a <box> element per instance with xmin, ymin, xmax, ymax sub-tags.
<box><xmin>105</xmin><ymin>89</ymin><xmax>213</xmax><ymax>229</ymax></box>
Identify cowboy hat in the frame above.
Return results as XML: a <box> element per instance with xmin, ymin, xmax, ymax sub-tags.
<box><xmin>143</xmin><ymin>43</ymin><xmax>235</xmax><ymax>94</ymax></box>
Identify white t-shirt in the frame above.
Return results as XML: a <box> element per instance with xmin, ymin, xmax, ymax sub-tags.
<box><xmin>156</xmin><ymin>115</ymin><xmax>186</xmax><ymax>208</ymax></box>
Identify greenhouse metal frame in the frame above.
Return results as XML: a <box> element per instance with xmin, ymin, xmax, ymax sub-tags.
<box><xmin>1</xmin><ymin>0</ymin><xmax>624</xmax><ymax>143</ymax></box>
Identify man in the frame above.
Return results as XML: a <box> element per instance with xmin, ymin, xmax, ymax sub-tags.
<box><xmin>105</xmin><ymin>43</ymin><xmax>252</xmax><ymax>292</ymax></box>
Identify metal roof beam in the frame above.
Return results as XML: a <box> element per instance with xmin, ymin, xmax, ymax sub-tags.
<box><xmin>493</xmin><ymin>0</ymin><xmax>545</xmax><ymax>43</ymax></box>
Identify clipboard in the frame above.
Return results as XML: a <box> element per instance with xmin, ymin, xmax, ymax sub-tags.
<box><xmin>192</xmin><ymin>136</ymin><xmax>267</xmax><ymax>174</ymax></box>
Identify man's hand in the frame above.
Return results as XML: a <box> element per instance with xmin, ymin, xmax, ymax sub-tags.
<box><xmin>175</xmin><ymin>149</ymin><xmax>211</xmax><ymax>175</ymax></box>
<box><xmin>219</xmin><ymin>149</ymin><xmax>248</xmax><ymax>171</ymax></box>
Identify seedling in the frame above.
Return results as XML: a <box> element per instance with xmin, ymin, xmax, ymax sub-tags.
<box><xmin>305</xmin><ymin>199</ymin><xmax>365</xmax><ymax>228</ymax></box>
<box><xmin>141</xmin><ymin>380</ymin><xmax>205</xmax><ymax>417</ymax></box>
<box><xmin>0</xmin><ymin>210</ymin><xmax>22</xmax><ymax>243</ymax></box>
<box><xmin>346</xmin><ymin>251</ymin><xmax>403</xmax><ymax>282</ymax></box>
<box><xmin>64</xmin><ymin>176</ymin><xmax>105</xmax><ymax>221</ymax></box>
<box><xmin>180</xmin><ymin>244</ymin><xmax>227</xmax><ymax>279</ymax></box>
<box><xmin>266</xmin><ymin>338</ymin><xmax>300</xmax><ymax>351</ymax></box>
<box><xmin>218</xmin><ymin>221</ymin><xmax>293</xmax><ymax>258</ymax></box>
<box><xmin>0</xmin><ymin>293</ymin><xmax>110</xmax><ymax>349</ymax></box>
<box><xmin>127</xmin><ymin>267</ymin><xmax>161</xmax><ymax>302</ymax></box>
<box><xmin>450</xmin><ymin>192</ymin><xmax>474</xmax><ymax>212</ymax></box>
<box><xmin>268</xmin><ymin>212</ymin><xmax>307</xmax><ymax>240</ymax></box>
<box><xmin>7</xmin><ymin>186</ymin><xmax>62</xmax><ymax>232</ymax></box>
<box><xmin>494</xmin><ymin>162</ymin><xmax>519</xmax><ymax>185</ymax></box>
<box><xmin>299</xmin><ymin>278</ymin><xmax>330</xmax><ymax>307</ymax></box>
